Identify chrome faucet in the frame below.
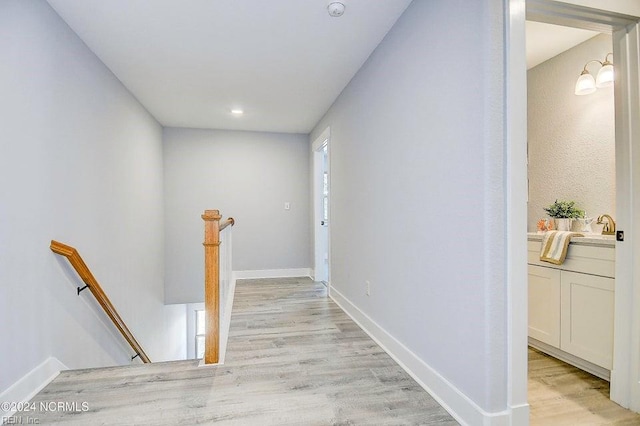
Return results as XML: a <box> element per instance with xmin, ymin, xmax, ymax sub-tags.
<box><xmin>597</xmin><ymin>214</ymin><xmax>616</xmax><ymax>235</ymax></box>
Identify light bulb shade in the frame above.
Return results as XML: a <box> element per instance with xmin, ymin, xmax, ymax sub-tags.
<box><xmin>575</xmin><ymin>72</ymin><xmax>596</xmax><ymax>95</ymax></box>
<box><xmin>596</xmin><ymin>64</ymin><xmax>614</xmax><ymax>88</ymax></box>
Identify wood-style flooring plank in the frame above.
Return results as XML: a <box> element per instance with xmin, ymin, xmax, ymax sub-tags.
<box><xmin>529</xmin><ymin>347</ymin><xmax>640</xmax><ymax>425</ymax></box>
<box><xmin>18</xmin><ymin>277</ymin><xmax>458</xmax><ymax>425</ymax></box>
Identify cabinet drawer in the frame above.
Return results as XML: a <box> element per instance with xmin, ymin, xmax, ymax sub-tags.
<box><xmin>527</xmin><ymin>241</ymin><xmax>615</xmax><ymax>278</ymax></box>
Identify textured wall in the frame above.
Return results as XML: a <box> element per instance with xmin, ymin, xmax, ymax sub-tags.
<box><xmin>0</xmin><ymin>0</ymin><xmax>176</xmax><ymax>396</ymax></box>
<box><xmin>163</xmin><ymin>128</ymin><xmax>310</xmax><ymax>304</ymax></box>
<box><xmin>309</xmin><ymin>0</ymin><xmax>509</xmax><ymax>416</ymax></box>
<box><xmin>528</xmin><ymin>34</ymin><xmax>615</xmax><ymax>231</ymax></box>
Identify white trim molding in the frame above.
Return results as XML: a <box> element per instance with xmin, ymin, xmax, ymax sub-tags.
<box><xmin>329</xmin><ymin>287</ymin><xmax>520</xmax><ymax>426</ymax></box>
<box><xmin>233</xmin><ymin>269</ymin><xmax>312</xmax><ymax>280</ymax></box>
<box><xmin>611</xmin><ymin>17</ymin><xmax>640</xmax><ymax>412</ymax></box>
<box><xmin>529</xmin><ymin>338</ymin><xmax>610</xmax><ymax>381</ymax></box>
<box><xmin>506</xmin><ymin>0</ymin><xmax>531</xmax><ymax>424</ymax></box>
<box><xmin>519</xmin><ymin>0</ymin><xmax>640</xmax><ymax>413</ymax></box>
<box><xmin>311</xmin><ymin>126</ymin><xmax>330</xmax><ymax>152</ymax></box>
<box><xmin>0</xmin><ymin>357</ymin><xmax>67</xmax><ymax>417</ymax></box>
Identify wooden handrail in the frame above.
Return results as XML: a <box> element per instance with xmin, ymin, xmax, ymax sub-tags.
<box><xmin>202</xmin><ymin>210</ymin><xmax>235</xmax><ymax>364</ymax></box>
<box><xmin>220</xmin><ymin>217</ymin><xmax>235</xmax><ymax>232</ymax></box>
<box><xmin>50</xmin><ymin>240</ymin><xmax>151</xmax><ymax>363</ymax></box>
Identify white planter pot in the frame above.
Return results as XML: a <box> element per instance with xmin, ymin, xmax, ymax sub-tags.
<box><xmin>555</xmin><ymin>218</ymin><xmax>573</xmax><ymax>231</ymax></box>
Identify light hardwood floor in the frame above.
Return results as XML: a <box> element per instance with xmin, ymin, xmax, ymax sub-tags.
<box><xmin>19</xmin><ymin>278</ymin><xmax>458</xmax><ymax>425</ymax></box>
<box><xmin>529</xmin><ymin>347</ymin><xmax>640</xmax><ymax>425</ymax></box>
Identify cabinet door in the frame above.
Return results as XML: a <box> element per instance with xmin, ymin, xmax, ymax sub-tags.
<box><xmin>560</xmin><ymin>271</ymin><xmax>615</xmax><ymax>369</ymax></box>
<box><xmin>528</xmin><ymin>265</ymin><xmax>561</xmax><ymax>347</ymax></box>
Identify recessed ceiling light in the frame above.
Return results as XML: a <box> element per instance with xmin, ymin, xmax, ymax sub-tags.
<box><xmin>231</xmin><ymin>109</ymin><xmax>244</xmax><ymax>115</ymax></box>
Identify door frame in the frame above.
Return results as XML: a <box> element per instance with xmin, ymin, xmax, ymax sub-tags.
<box><xmin>506</xmin><ymin>0</ymin><xmax>640</xmax><ymax>417</ymax></box>
<box><xmin>312</xmin><ymin>126</ymin><xmax>331</xmax><ymax>285</ymax></box>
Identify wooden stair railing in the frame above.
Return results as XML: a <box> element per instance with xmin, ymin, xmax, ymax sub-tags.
<box><xmin>202</xmin><ymin>210</ymin><xmax>235</xmax><ymax>364</ymax></box>
<box><xmin>50</xmin><ymin>240</ymin><xmax>151</xmax><ymax>363</ymax></box>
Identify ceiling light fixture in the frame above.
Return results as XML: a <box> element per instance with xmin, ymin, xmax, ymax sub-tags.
<box><xmin>575</xmin><ymin>53</ymin><xmax>613</xmax><ymax>96</ymax></box>
<box><xmin>327</xmin><ymin>1</ymin><xmax>345</xmax><ymax>17</ymax></box>
<box><xmin>230</xmin><ymin>109</ymin><xmax>244</xmax><ymax>115</ymax></box>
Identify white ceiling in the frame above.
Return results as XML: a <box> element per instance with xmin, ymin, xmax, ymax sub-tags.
<box><xmin>45</xmin><ymin>1</ymin><xmax>640</xmax><ymax>133</ymax></box>
<box><xmin>47</xmin><ymin>0</ymin><xmax>412</xmax><ymax>134</ymax></box>
<box><xmin>525</xmin><ymin>0</ymin><xmax>640</xmax><ymax>69</ymax></box>
<box><xmin>526</xmin><ymin>21</ymin><xmax>600</xmax><ymax>69</ymax></box>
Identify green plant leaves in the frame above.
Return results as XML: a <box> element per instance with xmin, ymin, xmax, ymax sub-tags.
<box><xmin>543</xmin><ymin>199</ymin><xmax>585</xmax><ymax>219</ymax></box>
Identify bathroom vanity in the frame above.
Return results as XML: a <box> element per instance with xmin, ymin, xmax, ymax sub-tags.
<box><xmin>527</xmin><ymin>233</ymin><xmax>615</xmax><ymax>380</ymax></box>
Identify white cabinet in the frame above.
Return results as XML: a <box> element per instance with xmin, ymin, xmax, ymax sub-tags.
<box><xmin>527</xmin><ymin>239</ymin><xmax>615</xmax><ymax>373</ymax></box>
<box><xmin>560</xmin><ymin>271</ymin><xmax>615</xmax><ymax>370</ymax></box>
<box><xmin>528</xmin><ymin>265</ymin><xmax>561</xmax><ymax>347</ymax></box>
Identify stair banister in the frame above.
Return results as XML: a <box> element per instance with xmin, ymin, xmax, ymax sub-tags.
<box><xmin>50</xmin><ymin>240</ymin><xmax>151</xmax><ymax>363</ymax></box>
<box><xmin>202</xmin><ymin>209</ymin><xmax>235</xmax><ymax>364</ymax></box>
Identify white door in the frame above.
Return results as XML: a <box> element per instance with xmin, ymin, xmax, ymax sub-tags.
<box><xmin>312</xmin><ymin>128</ymin><xmax>330</xmax><ymax>284</ymax></box>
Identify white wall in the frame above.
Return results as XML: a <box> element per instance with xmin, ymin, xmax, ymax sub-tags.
<box><xmin>309</xmin><ymin>0</ymin><xmax>509</xmax><ymax>420</ymax></box>
<box><xmin>528</xmin><ymin>34</ymin><xmax>615</xmax><ymax>231</ymax></box>
<box><xmin>0</xmin><ymin>0</ymin><xmax>178</xmax><ymax>398</ymax></box>
<box><xmin>163</xmin><ymin>128</ymin><xmax>310</xmax><ymax>304</ymax></box>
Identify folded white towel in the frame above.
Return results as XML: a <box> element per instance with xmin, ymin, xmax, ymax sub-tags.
<box><xmin>540</xmin><ymin>231</ymin><xmax>583</xmax><ymax>265</ymax></box>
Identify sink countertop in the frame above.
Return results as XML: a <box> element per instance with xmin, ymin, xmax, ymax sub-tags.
<box><xmin>527</xmin><ymin>232</ymin><xmax>616</xmax><ymax>248</ymax></box>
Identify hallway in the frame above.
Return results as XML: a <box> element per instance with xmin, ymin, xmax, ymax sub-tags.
<box><xmin>19</xmin><ymin>278</ymin><xmax>457</xmax><ymax>425</ymax></box>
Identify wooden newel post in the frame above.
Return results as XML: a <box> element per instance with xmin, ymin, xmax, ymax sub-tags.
<box><xmin>202</xmin><ymin>209</ymin><xmax>221</xmax><ymax>364</ymax></box>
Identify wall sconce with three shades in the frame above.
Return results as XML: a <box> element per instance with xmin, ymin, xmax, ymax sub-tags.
<box><xmin>575</xmin><ymin>52</ymin><xmax>614</xmax><ymax>95</ymax></box>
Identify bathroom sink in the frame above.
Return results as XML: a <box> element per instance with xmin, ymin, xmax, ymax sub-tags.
<box><xmin>575</xmin><ymin>234</ymin><xmax>615</xmax><ymax>240</ymax></box>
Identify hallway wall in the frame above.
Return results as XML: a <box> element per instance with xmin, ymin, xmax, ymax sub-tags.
<box><xmin>0</xmin><ymin>0</ymin><xmax>176</xmax><ymax>400</ymax></box>
<box><xmin>310</xmin><ymin>0</ymin><xmax>509</xmax><ymax>422</ymax></box>
<box><xmin>163</xmin><ymin>128</ymin><xmax>310</xmax><ymax>304</ymax></box>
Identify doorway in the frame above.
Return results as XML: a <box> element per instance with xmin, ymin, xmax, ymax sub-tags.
<box><xmin>312</xmin><ymin>127</ymin><xmax>330</xmax><ymax>285</ymax></box>
<box><xmin>507</xmin><ymin>0</ymin><xmax>640</xmax><ymax>419</ymax></box>
<box><xmin>526</xmin><ymin>11</ymin><xmax>616</xmax><ymax>408</ymax></box>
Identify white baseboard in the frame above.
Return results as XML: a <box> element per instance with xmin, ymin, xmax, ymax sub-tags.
<box><xmin>197</xmin><ymin>358</ymin><xmax>220</xmax><ymax>368</ymax></box>
<box><xmin>0</xmin><ymin>357</ymin><xmax>67</xmax><ymax>417</ymax></box>
<box><xmin>233</xmin><ymin>268</ymin><xmax>311</xmax><ymax>280</ymax></box>
<box><xmin>329</xmin><ymin>287</ymin><xmax>514</xmax><ymax>426</ymax></box>
<box><xmin>528</xmin><ymin>337</ymin><xmax>610</xmax><ymax>381</ymax></box>
<box><xmin>509</xmin><ymin>403</ymin><xmax>531</xmax><ymax>426</ymax></box>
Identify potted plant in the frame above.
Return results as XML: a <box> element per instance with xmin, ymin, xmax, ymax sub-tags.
<box><xmin>543</xmin><ymin>200</ymin><xmax>585</xmax><ymax>231</ymax></box>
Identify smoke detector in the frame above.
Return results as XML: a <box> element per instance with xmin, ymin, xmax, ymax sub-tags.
<box><xmin>327</xmin><ymin>1</ymin><xmax>345</xmax><ymax>17</ymax></box>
